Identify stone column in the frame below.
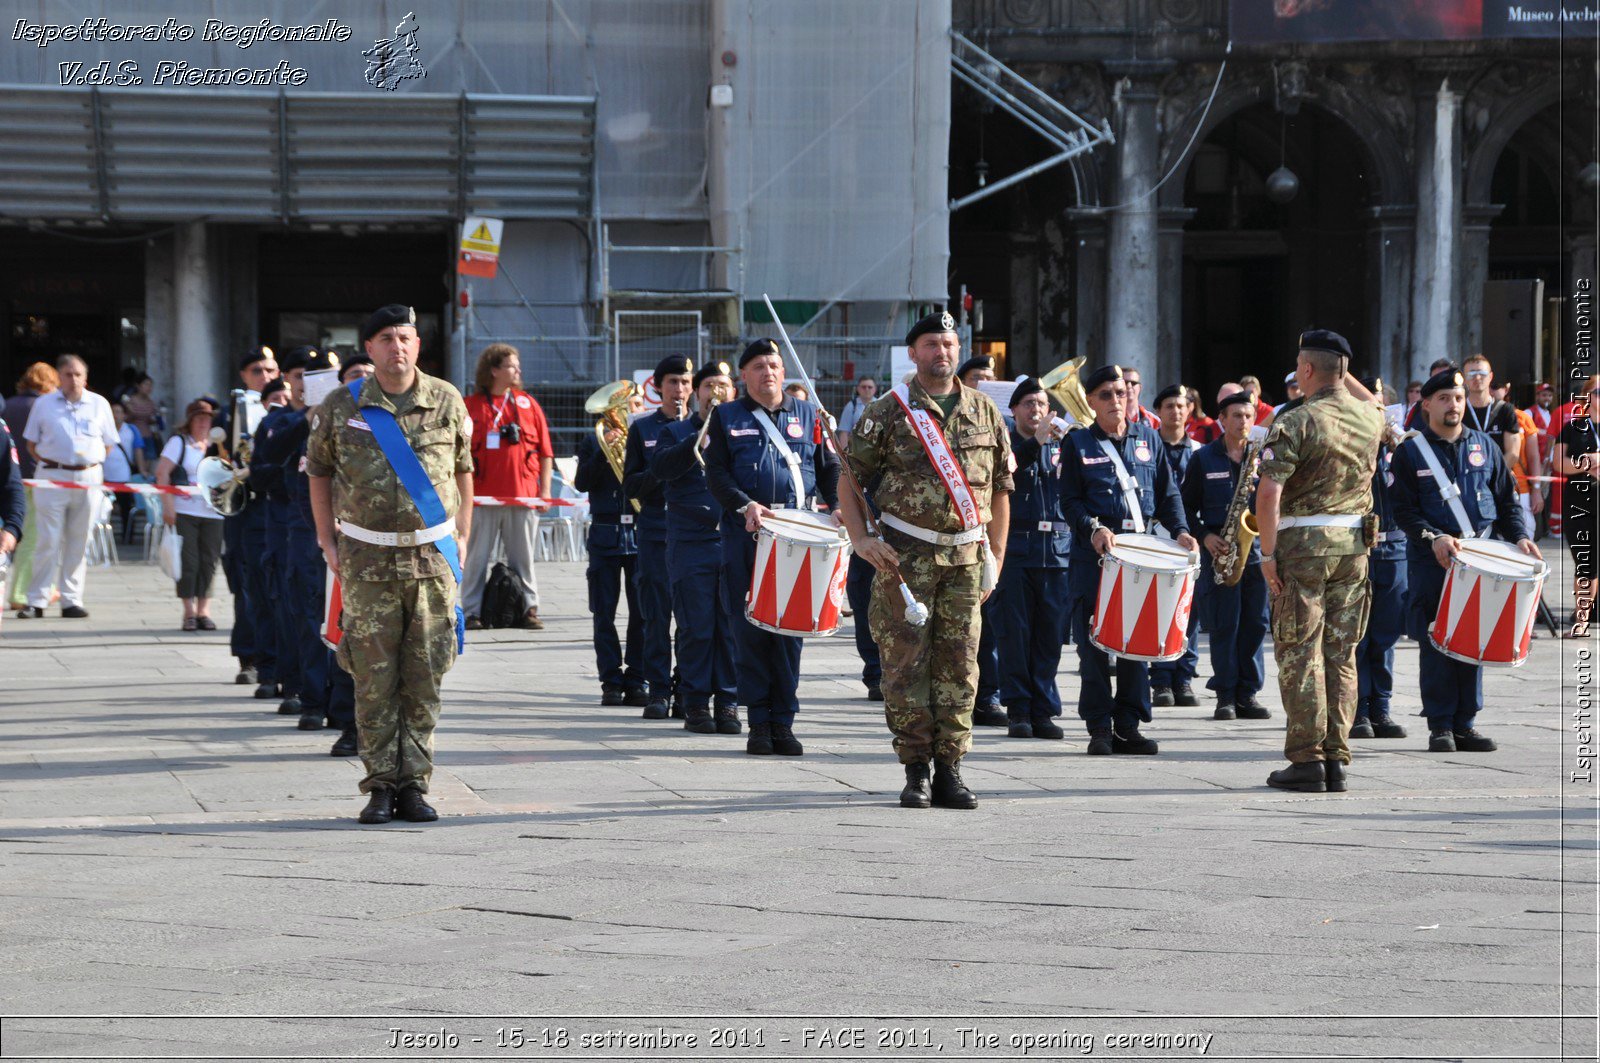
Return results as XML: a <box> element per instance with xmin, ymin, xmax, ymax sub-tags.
<box><xmin>143</xmin><ymin>232</ymin><xmax>176</xmax><ymax>417</ymax></box>
<box><xmin>1157</xmin><ymin>206</ymin><xmax>1195</xmax><ymax>387</ymax></box>
<box><xmin>1103</xmin><ymin>65</ymin><xmax>1169</xmax><ymax>378</ymax></box>
<box><xmin>1366</xmin><ymin>205</ymin><xmax>1416</xmax><ymax>387</ymax></box>
<box><xmin>1459</xmin><ymin>204</ymin><xmax>1503</xmax><ymax>359</ymax></box>
<box><xmin>1067</xmin><ymin>207</ymin><xmax>1107</xmax><ymax>363</ymax></box>
<box><xmin>172</xmin><ymin>222</ymin><xmax>228</xmax><ymax>402</ymax></box>
<box><xmin>1411</xmin><ymin>78</ymin><xmax>1464</xmax><ymax>369</ymax></box>
<box><xmin>1008</xmin><ymin>230</ymin><xmax>1041</xmax><ymax>378</ymax></box>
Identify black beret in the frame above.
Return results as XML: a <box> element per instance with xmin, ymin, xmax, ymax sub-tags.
<box><xmin>1082</xmin><ymin>364</ymin><xmax>1123</xmax><ymax>393</ymax></box>
<box><xmin>1009</xmin><ymin>377</ymin><xmax>1045</xmax><ymax>407</ymax></box>
<box><xmin>280</xmin><ymin>345</ymin><xmax>316</xmax><ymax>373</ymax></box>
<box><xmin>693</xmin><ymin>361</ymin><xmax>732</xmax><ymax>389</ymax></box>
<box><xmin>239</xmin><ymin>345</ymin><xmax>274</xmax><ymax>370</ymax></box>
<box><xmin>1153</xmin><ymin>383</ymin><xmax>1187</xmax><ymax>406</ymax></box>
<box><xmin>1420</xmin><ymin>367</ymin><xmax>1466</xmax><ymax>398</ymax></box>
<box><xmin>1297</xmin><ymin>328</ymin><xmax>1352</xmax><ymax>360</ymax></box>
<box><xmin>739</xmin><ymin>338</ymin><xmax>780</xmax><ymax>368</ymax></box>
<box><xmin>1218</xmin><ymin>391</ymin><xmax>1255</xmax><ymax>412</ymax></box>
<box><xmin>338</xmin><ymin>354</ymin><xmax>373</xmax><ymax>381</ymax></box>
<box><xmin>905</xmin><ymin>310</ymin><xmax>957</xmax><ymax>347</ymax></box>
<box><xmin>260</xmin><ymin>378</ymin><xmax>288</xmax><ymax>400</ymax></box>
<box><xmin>359</xmin><ymin>304</ymin><xmax>417</xmax><ymax>344</ymax></box>
<box><xmin>652</xmin><ymin>354</ymin><xmax>693</xmax><ymax>384</ymax></box>
<box><xmin>305</xmin><ymin>349</ymin><xmax>341</xmax><ymax>375</ymax></box>
<box><xmin>956</xmin><ymin>355</ymin><xmax>993</xmax><ymax>379</ymax></box>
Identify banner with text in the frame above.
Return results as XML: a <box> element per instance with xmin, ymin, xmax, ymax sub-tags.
<box><xmin>1232</xmin><ymin>1</ymin><xmax>1600</xmax><ymax>43</ymax></box>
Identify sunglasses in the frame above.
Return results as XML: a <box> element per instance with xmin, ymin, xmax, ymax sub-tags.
<box><xmin>1096</xmin><ymin>387</ymin><xmax>1129</xmax><ymax>401</ymax></box>
<box><xmin>1465</xmin><ymin>370</ymin><xmax>1490</xmax><ymax>378</ymax></box>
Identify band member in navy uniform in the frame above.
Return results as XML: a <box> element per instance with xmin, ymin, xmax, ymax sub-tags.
<box><xmin>576</xmin><ymin>403</ymin><xmax>647</xmax><ymax>708</ymax></box>
<box><xmin>990</xmin><ymin>378</ymin><xmax>1072</xmax><ymax>739</ymax></box>
<box><xmin>1061</xmin><ymin>364</ymin><xmax>1197</xmax><ymax>755</ymax></box>
<box><xmin>1149</xmin><ymin>384</ymin><xmax>1203</xmax><ymax>708</ymax></box>
<box><xmin>1351</xmin><ymin>375</ymin><xmax>1409</xmax><ymax>741</ymax></box>
<box><xmin>703</xmin><ymin>339</ymin><xmax>840</xmax><ymax>757</ymax></box>
<box><xmin>845</xmin><ymin>498</ymin><xmax>883</xmax><ymax>701</ymax></box>
<box><xmin>623</xmin><ymin>355</ymin><xmax>693</xmax><ymax>720</ymax></box>
<box><xmin>250</xmin><ymin>355</ymin><xmax>310</xmax><ymax>721</ymax></box>
<box><xmin>1390</xmin><ymin>367</ymin><xmax>1540</xmax><ymax>753</ymax></box>
<box><xmin>957</xmin><ymin>355</ymin><xmax>1006</xmax><ymax>728</ymax></box>
<box><xmin>1181</xmin><ymin>390</ymin><xmax>1271</xmax><ymax>721</ymax></box>
<box><xmin>650</xmin><ymin>361</ymin><xmax>741</xmax><ymax>736</ymax></box>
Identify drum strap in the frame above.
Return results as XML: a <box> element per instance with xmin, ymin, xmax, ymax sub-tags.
<box><xmin>749</xmin><ymin>407</ymin><xmax>807</xmax><ymax>509</ymax></box>
<box><xmin>1096</xmin><ymin>438</ymin><xmax>1146</xmax><ymax>534</ymax></box>
<box><xmin>890</xmin><ymin>384</ymin><xmax>982</xmax><ymax>531</ymax></box>
<box><xmin>1407</xmin><ymin>435</ymin><xmax>1475</xmax><ymax>539</ymax></box>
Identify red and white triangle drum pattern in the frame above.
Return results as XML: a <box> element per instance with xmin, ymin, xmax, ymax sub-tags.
<box><xmin>746</xmin><ymin>511</ymin><xmax>852</xmax><ymax>637</ymax></box>
<box><xmin>1089</xmin><ymin>533</ymin><xmax>1199</xmax><ymax>663</ymax></box>
<box><xmin>1429</xmin><ymin>539</ymin><xmax>1547</xmax><ymax>667</ymax></box>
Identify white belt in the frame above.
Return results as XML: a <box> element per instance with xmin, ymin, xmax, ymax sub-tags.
<box><xmin>881</xmin><ymin>512</ymin><xmax>985</xmax><ymax>547</ymax></box>
<box><xmin>339</xmin><ymin>518</ymin><xmax>454</xmax><ymax>547</ymax></box>
<box><xmin>1277</xmin><ymin>514</ymin><xmax>1365</xmax><ymax>529</ymax></box>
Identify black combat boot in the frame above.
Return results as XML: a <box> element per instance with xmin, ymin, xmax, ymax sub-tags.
<box><xmin>684</xmin><ymin>706</ymin><xmax>717</xmax><ymax>734</ymax></box>
<box><xmin>277</xmin><ymin>695</ymin><xmax>303</xmax><ymax>716</ymax></box>
<box><xmin>1452</xmin><ymin>727</ymin><xmax>1497</xmax><ymax>752</ymax></box>
<box><xmin>330</xmin><ymin>729</ymin><xmax>359</xmax><ymax>757</ymax></box>
<box><xmin>1324</xmin><ymin>760</ymin><xmax>1348</xmax><ymax>793</ymax></box>
<box><xmin>1348</xmin><ymin>716</ymin><xmax>1375</xmax><ymax>739</ymax></box>
<box><xmin>297</xmin><ymin>710</ymin><xmax>325</xmax><ymax>731</ymax></box>
<box><xmin>1427</xmin><ymin>729</ymin><xmax>1457</xmax><ymax>753</ymax></box>
<box><xmin>769</xmin><ymin>720</ymin><xmax>804</xmax><ymax>756</ymax></box>
<box><xmin>1266</xmin><ymin>762</ymin><xmax>1327</xmax><ymax>792</ymax></box>
<box><xmin>714</xmin><ymin>704</ymin><xmax>742</xmax><ymax>735</ymax></box>
<box><xmin>931</xmin><ymin>758</ymin><xmax>978</xmax><ymax>809</ymax></box>
<box><xmin>1214</xmin><ymin>698</ymin><xmax>1237</xmax><ymax>721</ymax></box>
<box><xmin>746</xmin><ymin>722</ymin><xmax>774</xmax><ymax>756</ymax></box>
<box><xmin>1111</xmin><ymin>722</ymin><xmax>1159</xmax><ymax>755</ymax></box>
<box><xmin>1086</xmin><ymin>727</ymin><xmax>1114</xmax><ymax>756</ymax></box>
<box><xmin>234</xmin><ymin>660</ymin><xmax>257</xmax><ymax>685</ymax></box>
<box><xmin>1173</xmin><ymin>682</ymin><xmax>1200</xmax><ymax>707</ymax></box>
<box><xmin>1235</xmin><ymin>692</ymin><xmax>1271</xmax><ymax>720</ymax></box>
<box><xmin>254</xmin><ymin>682</ymin><xmax>280</xmax><ymax>700</ymax></box>
<box><xmin>623</xmin><ymin>687</ymin><xmax>649</xmax><ymax>707</ymax></box>
<box><xmin>865</xmin><ymin>684</ymin><xmax>884</xmax><ymax>702</ymax></box>
<box><xmin>357</xmin><ymin>789</ymin><xmax>394</xmax><ymax>824</ymax></box>
<box><xmin>899</xmin><ymin>762</ymin><xmax>932</xmax><ymax>808</ymax></box>
<box><xmin>1030</xmin><ymin>715</ymin><xmax>1065</xmax><ymax>740</ymax></box>
<box><xmin>972</xmin><ymin>700</ymin><xmax>1008</xmax><ymax>727</ymax></box>
<box><xmin>600</xmin><ymin>686</ymin><xmax>627</xmax><ymax>706</ymax></box>
<box><xmin>1151</xmin><ymin>686</ymin><xmax>1175</xmax><ymax>707</ymax></box>
<box><xmin>395</xmin><ymin>787</ymin><xmax>438</xmax><ymax>822</ymax></box>
<box><xmin>1370</xmin><ymin>712</ymin><xmax>1408</xmax><ymax>739</ymax></box>
<box><xmin>1006</xmin><ymin>706</ymin><xmax>1033</xmax><ymax>739</ymax></box>
<box><xmin>643</xmin><ymin>697</ymin><xmax>670</xmax><ymax>720</ymax></box>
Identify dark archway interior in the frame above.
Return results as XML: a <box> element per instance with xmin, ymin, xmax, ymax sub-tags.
<box><xmin>1181</xmin><ymin>103</ymin><xmax>1376</xmax><ymax>406</ymax></box>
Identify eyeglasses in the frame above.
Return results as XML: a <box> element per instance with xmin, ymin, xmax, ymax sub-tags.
<box><xmin>1124</xmin><ymin>378</ymin><xmax>1142</xmax><ymax>388</ymax></box>
<box><xmin>1096</xmin><ymin>387</ymin><xmax>1129</xmax><ymax>401</ymax></box>
<box><xmin>245</xmin><ymin>365</ymin><xmax>272</xmax><ymax>375</ymax></box>
<box><xmin>1465</xmin><ymin>370</ymin><xmax>1490</xmax><ymax>378</ymax></box>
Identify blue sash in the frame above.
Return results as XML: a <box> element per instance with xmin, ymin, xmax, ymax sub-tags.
<box><xmin>347</xmin><ymin>379</ymin><xmax>465</xmax><ymax>652</ymax></box>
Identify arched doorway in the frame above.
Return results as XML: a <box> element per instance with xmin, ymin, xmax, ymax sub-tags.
<box><xmin>1179</xmin><ymin>103</ymin><xmax>1378</xmax><ymax>404</ymax></box>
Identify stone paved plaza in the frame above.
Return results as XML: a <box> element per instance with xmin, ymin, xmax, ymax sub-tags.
<box><xmin>0</xmin><ymin>543</ymin><xmax>1594</xmax><ymax>1061</ymax></box>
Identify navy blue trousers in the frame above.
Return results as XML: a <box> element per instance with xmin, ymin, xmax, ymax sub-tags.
<box><xmin>223</xmin><ymin>513</ymin><xmax>255</xmax><ymax>662</ymax></box>
<box><xmin>588</xmin><ymin>551</ymin><xmax>644</xmax><ymax>691</ymax></box>
<box><xmin>1196</xmin><ymin>556</ymin><xmax>1268</xmax><ymax>701</ymax></box>
<box><xmin>668</xmin><ymin>537</ymin><xmax>737</xmax><ymax>710</ymax></box>
<box><xmin>975</xmin><ymin>601</ymin><xmax>1000</xmax><ymax>708</ymax></box>
<box><xmin>1071</xmin><ymin>585</ymin><xmax>1152</xmax><ymax>727</ymax></box>
<box><xmin>287</xmin><ymin>530</ymin><xmax>354</xmax><ymax>731</ymax></box>
<box><xmin>240</xmin><ymin>505</ymin><xmax>277</xmax><ymax>684</ymax></box>
<box><xmin>1409</xmin><ymin>556</ymin><xmax>1483</xmax><ymax>731</ymax></box>
<box><xmin>1356</xmin><ymin>555</ymin><xmax>1407</xmax><ymax>719</ymax></box>
<box><xmin>264</xmin><ymin>514</ymin><xmax>301</xmax><ymax>698</ymax></box>
<box><xmin>846</xmin><ymin>553</ymin><xmax>881</xmax><ymax>687</ymax></box>
<box><xmin>991</xmin><ymin>564</ymin><xmax>1070</xmax><ymax>719</ymax></box>
<box><xmin>634</xmin><ymin>537</ymin><xmax>674</xmax><ymax>698</ymax></box>
<box><xmin>723</xmin><ymin>530</ymin><xmax>802</xmax><ymax>726</ymax></box>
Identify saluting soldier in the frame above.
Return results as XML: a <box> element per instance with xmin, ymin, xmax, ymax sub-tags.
<box><xmin>989</xmin><ymin>377</ymin><xmax>1070</xmax><ymax>741</ymax></box>
<box><xmin>1181</xmin><ymin>390</ymin><xmax>1271</xmax><ymax>721</ymax></box>
<box><xmin>650</xmin><ymin>361</ymin><xmax>741</xmax><ymax>736</ymax></box>
<box><xmin>1061</xmin><ymin>365</ymin><xmax>1196</xmax><ymax>756</ymax></box>
<box><xmin>703</xmin><ymin>339</ymin><xmax>840</xmax><ymax>757</ymax></box>
<box><xmin>1389</xmin><ymin>366</ymin><xmax>1540</xmax><ymax>754</ymax></box>
<box><xmin>1350</xmin><ymin>375</ymin><xmax>1409</xmax><ymax>741</ymax></box>
<box><xmin>307</xmin><ymin>304</ymin><xmax>473</xmax><ymax>825</ymax></box>
<box><xmin>575</xmin><ymin>392</ymin><xmax>647</xmax><ymax>708</ymax></box>
<box><xmin>841</xmin><ymin>312</ymin><xmax>1013</xmax><ymax>810</ymax></box>
<box><xmin>623</xmin><ymin>355</ymin><xmax>693</xmax><ymax>720</ymax></box>
<box><xmin>1255</xmin><ymin>329</ymin><xmax>1384</xmax><ymax>793</ymax></box>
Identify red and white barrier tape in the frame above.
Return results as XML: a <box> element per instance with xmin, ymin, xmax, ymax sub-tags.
<box><xmin>26</xmin><ymin>479</ymin><xmax>577</xmax><ymax>509</ymax></box>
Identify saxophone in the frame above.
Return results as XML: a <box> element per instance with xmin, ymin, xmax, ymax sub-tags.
<box><xmin>1215</xmin><ymin>432</ymin><xmax>1266</xmax><ymax>587</ymax></box>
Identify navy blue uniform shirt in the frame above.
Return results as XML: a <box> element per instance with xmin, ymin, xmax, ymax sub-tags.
<box><xmin>1390</xmin><ymin>425</ymin><xmax>1527</xmax><ymax>563</ymax></box>
<box><xmin>650</xmin><ymin>413</ymin><xmax>722</xmax><ymax>544</ymax></box>
<box><xmin>1005</xmin><ymin>428</ymin><xmax>1070</xmax><ymax>568</ymax></box>
<box><xmin>1060</xmin><ymin>421</ymin><xmax>1188</xmax><ymax>556</ymax></box>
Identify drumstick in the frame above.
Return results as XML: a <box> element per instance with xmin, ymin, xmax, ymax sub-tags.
<box><xmin>761</xmin><ymin>294</ymin><xmax>929</xmax><ymax>627</ymax></box>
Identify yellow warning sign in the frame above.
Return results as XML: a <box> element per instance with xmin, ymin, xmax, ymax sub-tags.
<box><xmin>468</xmin><ymin>222</ymin><xmax>493</xmax><ymax>244</ymax></box>
<box><xmin>458</xmin><ymin>215</ymin><xmax>504</xmax><ymax>278</ymax></box>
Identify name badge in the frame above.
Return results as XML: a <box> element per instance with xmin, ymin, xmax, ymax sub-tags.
<box><xmin>730</xmin><ymin>428</ymin><xmax>759</xmax><ymax>438</ymax></box>
<box><xmin>1416</xmin><ymin>468</ymin><xmax>1434</xmax><ymax>478</ymax></box>
<box><xmin>486</xmin><ymin>431</ymin><xmax>501</xmax><ymax>450</ymax></box>
<box><xmin>1081</xmin><ymin>455</ymin><xmax>1109</xmax><ymax>465</ymax></box>
<box><xmin>620</xmin><ymin>514</ymin><xmax>634</xmax><ymax>525</ymax></box>
<box><xmin>644</xmin><ymin>438</ymin><xmax>657</xmax><ymax>448</ymax></box>
<box><xmin>346</xmin><ymin>418</ymin><xmax>371</xmax><ymax>432</ymax></box>
<box><xmin>1205</xmin><ymin>471</ymin><xmax>1229</xmax><ymax>480</ymax></box>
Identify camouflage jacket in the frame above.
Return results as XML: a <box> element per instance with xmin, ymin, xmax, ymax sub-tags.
<box><xmin>1258</xmin><ymin>382</ymin><xmax>1382</xmax><ymax>559</ymax></box>
<box><xmin>846</xmin><ymin>377</ymin><xmax>1014</xmax><ymax>566</ymax></box>
<box><xmin>305</xmin><ymin>372</ymin><xmax>473</xmax><ymax>582</ymax></box>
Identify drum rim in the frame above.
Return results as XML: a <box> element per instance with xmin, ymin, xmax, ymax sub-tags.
<box><xmin>1452</xmin><ymin>538</ymin><xmax>1547</xmax><ymax>580</ymax></box>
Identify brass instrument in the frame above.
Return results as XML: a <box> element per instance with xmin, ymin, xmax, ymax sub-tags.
<box><xmin>1216</xmin><ymin>431</ymin><xmax>1266</xmax><ymax>587</ymax></box>
<box><xmin>585</xmin><ymin>380</ymin><xmax>639</xmax><ymax>512</ymax></box>
<box><xmin>197</xmin><ymin>389</ymin><xmax>254</xmax><ymax>517</ymax></box>
<box><xmin>1038</xmin><ymin>356</ymin><xmax>1096</xmax><ymax>429</ymax></box>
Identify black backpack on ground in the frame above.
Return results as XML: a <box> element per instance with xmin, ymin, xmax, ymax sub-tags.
<box><xmin>480</xmin><ymin>562</ymin><xmax>530</xmax><ymax>628</ymax></box>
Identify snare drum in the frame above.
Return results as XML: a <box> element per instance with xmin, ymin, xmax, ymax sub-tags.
<box><xmin>746</xmin><ymin>511</ymin><xmax>852</xmax><ymax>637</ymax></box>
<box><xmin>1430</xmin><ymin>538</ymin><xmax>1547</xmax><ymax>667</ymax></box>
<box><xmin>1089</xmin><ymin>533</ymin><xmax>1200</xmax><ymax>662</ymax></box>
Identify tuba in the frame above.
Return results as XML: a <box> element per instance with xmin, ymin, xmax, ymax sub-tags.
<box><xmin>1038</xmin><ymin>356</ymin><xmax>1096</xmax><ymax>429</ymax></box>
<box><xmin>196</xmin><ymin>390</ymin><xmax>256</xmax><ymax>516</ymax></box>
<box><xmin>585</xmin><ymin>380</ymin><xmax>639</xmax><ymax>511</ymax></box>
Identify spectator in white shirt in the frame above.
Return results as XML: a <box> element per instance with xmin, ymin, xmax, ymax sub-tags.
<box><xmin>19</xmin><ymin>354</ymin><xmax>118</xmax><ymax>619</ymax></box>
<box><xmin>103</xmin><ymin>404</ymin><xmax>148</xmax><ymax>543</ymax></box>
<box><xmin>158</xmin><ymin>401</ymin><xmax>226</xmax><ymax>631</ymax></box>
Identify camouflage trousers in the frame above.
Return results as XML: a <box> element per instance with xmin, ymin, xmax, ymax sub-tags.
<box><xmin>869</xmin><ymin>550</ymin><xmax>983</xmax><ymax>765</ymax></box>
<box><xmin>1272</xmin><ymin>553</ymin><xmax>1371</xmax><ymax>765</ymax></box>
<box><xmin>335</xmin><ymin>574</ymin><xmax>459</xmax><ymax>794</ymax></box>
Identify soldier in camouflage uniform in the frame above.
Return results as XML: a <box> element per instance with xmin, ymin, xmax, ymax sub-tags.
<box><xmin>1255</xmin><ymin>329</ymin><xmax>1384</xmax><ymax>794</ymax></box>
<box><xmin>306</xmin><ymin>304</ymin><xmax>474</xmax><ymax>825</ymax></box>
<box><xmin>840</xmin><ymin>312</ymin><xmax>1013</xmax><ymax>810</ymax></box>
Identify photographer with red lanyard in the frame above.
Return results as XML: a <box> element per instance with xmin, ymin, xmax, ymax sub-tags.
<box><xmin>461</xmin><ymin>343</ymin><xmax>555</xmax><ymax>630</ymax></box>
